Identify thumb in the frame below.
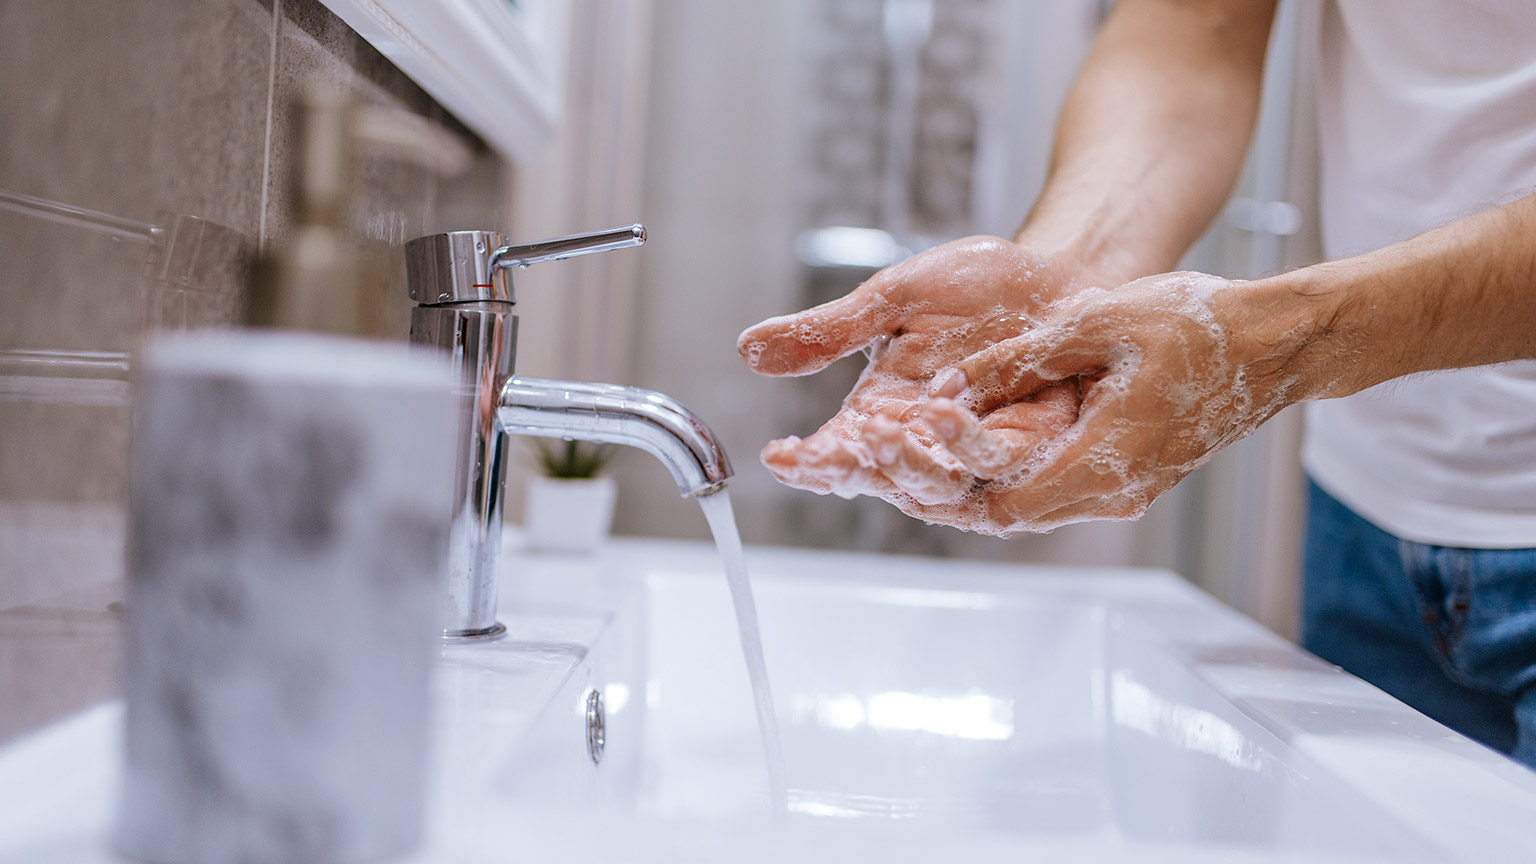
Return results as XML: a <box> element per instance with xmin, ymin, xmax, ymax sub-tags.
<box><xmin>938</xmin><ymin>326</ymin><xmax>1112</xmax><ymax>414</ymax></box>
<box><xmin>738</xmin><ymin>283</ymin><xmax>899</xmax><ymax>377</ymax></box>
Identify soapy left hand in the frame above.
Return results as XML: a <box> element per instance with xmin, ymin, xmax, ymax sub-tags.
<box><xmin>737</xmin><ymin>236</ymin><xmax>1097</xmax><ymax>514</ymax></box>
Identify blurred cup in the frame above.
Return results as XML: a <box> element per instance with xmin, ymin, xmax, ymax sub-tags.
<box><xmin>115</xmin><ymin>331</ymin><xmax>455</xmax><ymax>864</ymax></box>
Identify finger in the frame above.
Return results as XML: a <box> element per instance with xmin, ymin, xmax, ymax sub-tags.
<box><xmin>761</xmin><ymin>433</ymin><xmax>864</xmax><ymax>491</ymax></box>
<box><xmin>921</xmin><ymin>375</ymin><xmax>1081</xmax><ymax>478</ymax></box>
<box><xmin>860</xmin><ymin>413</ymin><xmax>970</xmax><ymax>504</ymax></box>
<box><xmin>978</xmin><ymin>380</ymin><xmax>1143</xmax><ymax>529</ymax></box>
<box><xmin>1023</xmin><ymin>378</ymin><xmax>1084</xmax><ymax>421</ymax></box>
<box><xmin>738</xmin><ymin>282</ymin><xmax>900</xmax><ymax>377</ymax></box>
<box><xmin>760</xmin><ymin>432</ymin><xmax>890</xmax><ymax>499</ymax></box>
<box><xmin>902</xmin><ymin>374</ymin><xmax>1141</xmax><ymax>534</ymax></box>
<box><xmin>942</xmin><ymin>327</ymin><xmax>1114</xmax><ymax>414</ymax></box>
<box><xmin>974</xmin><ymin>380</ymin><xmax>1081</xmax><ymax>438</ymax></box>
<box><xmin>920</xmin><ymin>399</ymin><xmax>1036</xmax><ymax>480</ymax></box>
<box><xmin>760</xmin><ymin>437</ymin><xmax>834</xmax><ymax>494</ymax></box>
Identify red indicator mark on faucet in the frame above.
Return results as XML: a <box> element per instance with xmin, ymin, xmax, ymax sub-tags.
<box><xmin>471</xmin><ymin>283</ymin><xmax>493</xmax><ymax>289</ymax></box>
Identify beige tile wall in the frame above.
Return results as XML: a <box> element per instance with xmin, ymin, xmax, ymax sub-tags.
<box><xmin>0</xmin><ymin>0</ymin><xmax>508</xmax><ymax>744</ymax></box>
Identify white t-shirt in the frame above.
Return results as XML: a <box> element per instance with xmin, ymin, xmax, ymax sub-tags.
<box><xmin>1303</xmin><ymin>0</ymin><xmax>1536</xmax><ymax>548</ymax></box>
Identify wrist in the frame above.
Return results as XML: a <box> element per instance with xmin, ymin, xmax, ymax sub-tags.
<box><xmin>1247</xmin><ymin>263</ymin><xmax>1382</xmax><ymax>401</ymax></box>
<box><xmin>1011</xmin><ymin>227</ymin><xmax>1145</xmax><ymax>295</ymax></box>
<box><xmin>1015</xmin><ymin>204</ymin><xmax>1176</xmax><ymax>290</ymax></box>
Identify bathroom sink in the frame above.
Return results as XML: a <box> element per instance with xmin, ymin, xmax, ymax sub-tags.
<box><xmin>430</xmin><ymin>540</ymin><xmax>1536</xmax><ymax>862</ymax></box>
<box><xmin>3</xmin><ymin>538</ymin><xmax>1536</xmax><ymax>862</ymax></box>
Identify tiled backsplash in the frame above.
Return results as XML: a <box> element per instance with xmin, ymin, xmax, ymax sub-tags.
<box><xmin>0</xmin><ymin>0</ymin><xmax>509</xmax><ymax>744</ymax></box>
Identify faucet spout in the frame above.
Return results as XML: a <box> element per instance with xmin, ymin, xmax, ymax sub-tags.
<box><xmin>500</xmin><ymin>377</ymin><xmax>732</xmax><ymax>497</ymax></box>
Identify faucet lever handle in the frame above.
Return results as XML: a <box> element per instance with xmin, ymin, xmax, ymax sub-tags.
<box><xmin>490</xmin><ymin>223</ymin><xmax>645</xmax><ymax>270</ymax></box>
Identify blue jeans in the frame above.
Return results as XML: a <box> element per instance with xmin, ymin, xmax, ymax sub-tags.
<box><xmin>1301</xmin><ymin>478</ymin><xmax>1536</xmax><ymax>769</ymax></box>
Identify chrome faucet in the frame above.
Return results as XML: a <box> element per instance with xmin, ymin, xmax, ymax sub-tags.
<box><xmin>405</xmin><ymin>224</ymin><xmax>732</xmax><ymax>641</ymax></box>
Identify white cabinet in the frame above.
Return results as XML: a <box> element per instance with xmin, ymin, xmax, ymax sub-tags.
<box><xmin>320</xmin><ymin>0</ymin><xmax>570</xmax><ymax>165</ymax></box>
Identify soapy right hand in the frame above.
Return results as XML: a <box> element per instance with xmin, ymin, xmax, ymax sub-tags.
<box><xmin>921</xmin><ymin>270</ymin><xmax>1323</xmax><ymax>533</ymax></box>
<box><xmin>737</xmin><ymin>236</ymin><xmax>1101</xmax><ymax>513</ymax></box>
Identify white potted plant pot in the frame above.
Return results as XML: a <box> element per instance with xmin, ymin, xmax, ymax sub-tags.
<box><xmin>524</xmin><ymin>440</ymin><xmax>617</xmax><ymax>553</ymax></box>
<box><xmin>524</xmin><ymin>474</ymin><xmax>617</xmax><ymax>553</ymax></box>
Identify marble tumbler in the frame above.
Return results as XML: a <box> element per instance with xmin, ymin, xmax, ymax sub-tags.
<box><xmin>116</xmin><ymin>331</ymin><xmax>457</xmax><ymax>864</ymax></box>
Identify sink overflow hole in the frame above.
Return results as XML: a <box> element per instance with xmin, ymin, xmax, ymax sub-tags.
<box><xmin>586</xmin><ymin>689</ymin><xmax>605</xmax><ymax>765</ymax></box>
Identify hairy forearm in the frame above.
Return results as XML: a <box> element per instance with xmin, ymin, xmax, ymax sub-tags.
<box><xmin>1266</xmin><ymin>192</ymin><xmax>1536</xmax><ymax>399</ymax></box>
<box><xmin>1016</xmin><ymin>0</ymin><xmax>1278</xmax><ymax>286</ymax></box>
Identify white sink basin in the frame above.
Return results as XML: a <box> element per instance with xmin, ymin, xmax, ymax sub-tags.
<box><xmin>450</xmin><ymin>540</ymin><xmax>1536</xmax><ymax>861</ymax></box>
<box><xmin>517</xmin><ymin>576</ymin><xmax>1414</xmax><ymax>848</ymax></box>
<box><xmin>4</xmin><ymin>538</ymin><xmax>1536</xmax><ymax>863</ymax></box>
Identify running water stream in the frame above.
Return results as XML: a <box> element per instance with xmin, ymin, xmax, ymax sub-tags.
<box><xmin>696</xmin><ymin>489</ymin><xmax>788</xmax><ymax>819</ymax></box>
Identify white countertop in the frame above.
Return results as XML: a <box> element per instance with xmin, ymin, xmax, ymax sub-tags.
<box><xmin>3</xmin><ymin>537</ymin><xmax>1535</xmax><ymax>863</ymax></box>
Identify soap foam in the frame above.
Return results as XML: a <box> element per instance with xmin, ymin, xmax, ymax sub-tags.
<box><xmin>829</xmin><ymin>271</ymin><xmax>1318</xmax><ymax>536</ymax></box>
<box><xmin>950</xmin><ymin>272</ymin><xmax>1311</xmax><ymax>533</ymax></box>
<box><xmin>748</xmin><ymin>241</ymin><xmax>1289</xmax><ymax>535</ymax></box>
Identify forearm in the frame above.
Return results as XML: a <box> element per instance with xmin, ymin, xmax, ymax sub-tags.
<box><xmin>1267</xmin><ymin>192</ymin><xmax>1536</xmax><ymax>399</ymax></box>
<box><xmin>1017</xmin><ymin>0</ymin><xmax>1278</xmax><ymax>286</ymax></box>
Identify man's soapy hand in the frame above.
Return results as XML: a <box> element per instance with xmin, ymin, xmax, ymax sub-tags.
<box><xmin>736</xmin><ymin>236</ymin><xmax>1100</xmax><ymax>513</ymax></box>
<box><xmin>920</xmin><ymin>271</ymin><xmax>1323</xmax><ymax>533</ymax></box>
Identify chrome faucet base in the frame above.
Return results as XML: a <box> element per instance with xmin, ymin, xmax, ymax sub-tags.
<box><xmin>442</xmin><ymin>622</ymin><xmax>508</xmax><ymax>644</ymax></box>
<box><xmin>410</xmin><ymin>302</ymin><xmax>517</xmax><ymax>641</ymax></box>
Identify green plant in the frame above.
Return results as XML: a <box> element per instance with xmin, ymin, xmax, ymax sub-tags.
<box><xmin>531</xmin><ymin>438</ymin><xmax>613</xmax><ymax>479</ymax></box>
